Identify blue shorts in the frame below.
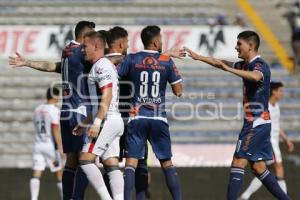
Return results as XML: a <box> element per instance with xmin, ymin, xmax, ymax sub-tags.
<box><xmin>60</xmin><ymin>111</ymin><xmax>86</xmax><ymax>153</ymax></box>
<box><xmin>234</xmin><ymin>122</ymin><xmax>272</xmax><ymax>162</ymax></box>
<box><xmin>125</xmin><ymin>118</ymin><xmax>172</xmax><ymax>160</ymax></box>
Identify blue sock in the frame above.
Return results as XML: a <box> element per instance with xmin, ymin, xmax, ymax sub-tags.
<box><xmin>135</xmin><ymin>163</ymin><xmax>148</xmax><ymax>200</ymax></box>
<box><xmin>163</xmin><ymin>166</ymin><xmax>181</xmax><ymax>200</ymax></box>
<box><xmin>124</xmin><ymin>166</ymin><xmax>136</xmax><ymax>200</ymax></box>
<box><xmin>227</xmin><ymin>167</ymin><xmax>244</xmax><ymax>200</ymax></box>
<box><xmin>72</xmin><ymin>167</ymin><xmax>89</xmax><ymax>200</ymax></box>
<box><xmin>258</xmin><ymin>170</ymin><xmax>290</xmax><ymax>200</ymax></box>
<box><xmin>62</xmin><ymin>167</ymin><xmax>75</xmax><ymax>200</ymax></box>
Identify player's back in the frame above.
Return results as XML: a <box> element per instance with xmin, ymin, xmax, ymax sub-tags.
<box><xmin>33</xmin><ymin>104</ymin><xmax>60</xmax><ymax>144</ymax></box>
<box><xmin>60</xmin><ymin>40</ymin><xmax>92</xmax><ymax>113</ymax></box>
<box><xmin>119</xmin><ymin>50</ymin><xmax>182</xmax><ymax>120</ymax></box>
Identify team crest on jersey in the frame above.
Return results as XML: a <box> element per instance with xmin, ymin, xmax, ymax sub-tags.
<box><xmin>254</xmin><ymin>63</ymin><xmax>263</xmax><ymax>71</ymax></box>
<box><xmin>143</xmin><ymin>56</ymin><xmax>159</xmax><ymax>66</ymax></box>
<box><xmin>135</xmin><ymin>56</ymin><xmax>165</xmax><ymax>70</ymax></box>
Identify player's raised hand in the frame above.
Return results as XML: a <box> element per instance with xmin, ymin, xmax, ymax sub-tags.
<box><xmin>9</xmin><ymin>52</ymin><xmax>26</xmax><ymax>67</ymax></box>
<box><xmin>184</xmin><ymin>47</ymin><xmax>201</xmax><ymax>60</ymax></box>
<box><xmin>87</xmin><ymin>124</ymin><xmax>101</xmax><ymax>138</ymax></box>
<box><xmin>163</xmin><ymin>46</ymin><xmax>186</xmax><ymax>59</ymax></box>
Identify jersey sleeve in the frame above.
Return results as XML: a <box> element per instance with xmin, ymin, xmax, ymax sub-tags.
<box><xmin>117</xmin><ymin>54</ymin><xmax>131</xmax><ymax>78</ymax></box>
<box><xmin>253</xmin><ymin>61</ymin><xmax>265</xmax><ymax>81</ymax></box>
<box><xmin>94</xmin><ymin>61</ymin><xmax>113</xmax><ymax>91</ymax></box>
<box><xmin>51</xmin><ymin>107</ymin><xmax>60</xmax><ymax>126</ymax></box>
<box><xmin>168</xmin><ymin>59</ymin><xmax>182</xmax><ymax>85</ymax></box>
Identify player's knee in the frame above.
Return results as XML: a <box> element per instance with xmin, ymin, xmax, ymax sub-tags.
<box><xmin>32</xmin><ymin>174</ymin><xmax>41</xmax><ymax>179</ymax></box>
<box><xmin>32</xmin><ymin>170</ymin><xmax>42</xmax><ymax>178</ymax></box>
<box><xmin>231</xmin><ymin>157</ymin><xmax>247</xmax><ymax>169</ymax></box>
<box><xmin>102</xmin><ymin>157</ymin><xmax>119</xmax><ymax>166</ymax></box>
<box><xmin>104</xmin><ymin>165</ymin><xmax>120</xmax><ymax>173</ymax></box>
<box><xmin>250</xmin><ymin>162</ymin><xmax>266</xmax><ymax>175</ymax></box>
<box><xmin>78</xmin><ymin>159</ymin><xmax>94</xmax><ymax>166</ymax></box>
<box><xmin>159</xmin><ymin>158</ymin><xmax>173</xmax><ymax>169</ymax></box>
<box><xmin>137</xmin><ymin>158</ymin><xmax>148</xmax><ymax>169</ymax></box>
<box><xmin>125</xmin><ymin>157</ymin><xmax>139</xmax><ymax>168</ymax></box>
<box><xmin>65</xmin><ymin>153</ymin><xmax>79</xmax><ymax>168</ymax></box>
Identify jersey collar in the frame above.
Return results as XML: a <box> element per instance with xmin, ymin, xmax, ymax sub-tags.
<box><xmin>71</xmin><ymin>40</ymin><xmax>80</xmax><ymax>45</ymax></box>
<box><xmin>141</xmin><ymin>50</ymin><xmax>159</xmax><ymax>53</ymax></box>
<box><xmin>249</xmin><ymin>55</ymin><xmax>261</xmax><ymax>64</ymax></box>
<box><xmin>105</xmin><ymin>53</ymin><xmax>122</xmax><ymax>57</ymax></box>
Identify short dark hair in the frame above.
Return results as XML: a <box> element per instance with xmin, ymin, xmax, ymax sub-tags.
<box><xmin>270</xmin><ymin>81</ymin><xmax>284</xmax><ymax>95</ymax></box>
<box><xmin>141</xmin><ymin>25</ymin><xmax>161</xmax><ymax>48</ymax></box>
<box><xmin>237</xmin><ymin>30</ymin><xmax>260</xmax><ymax>51</ymax></box>
<box><xmin>46</xmin><ymin>87</ymin><xmax>60</xmax><ymax>100</ymax></box>
<box><xmin>75</xmin><ymin>21</ymin><xmax>95</xmax><ymax>38</ymax></box>
<box><xmin>84</xmin><ymin>31</ymin><xmax>106</xmax><ymax>45</ymax></box>
<box><xmin>106</xmin><ymin>26</ymin><xmax>128</xmax><ymax>48</ymax></box>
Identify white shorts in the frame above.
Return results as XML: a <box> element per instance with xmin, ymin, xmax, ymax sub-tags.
<box><xmin>32</xmin><ymin>143</ymin><xmax>62</xmax><ymax>172</ymax></box>
<box><xmin>82</xmin><ymin>115</ymin><xmax>124</xmax><ymax>161</ymax></box>
<box><xmin>271</xmin><ymin>139</ymin><xmax>282</xmax><ymax>163</ymax></box>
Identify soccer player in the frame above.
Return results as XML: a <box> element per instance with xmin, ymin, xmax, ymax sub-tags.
<box><xmin>118</xmin><ymin>25</ymin><xmax>183</xmax><ymax>200</ymax></box>
<box><xmin>30</xmin><ymin>87</ymin><xmax>63</xmax><ymax>200</ymax></box>
<box><xmin>103</xmin><ymin>26</ymin><xmax>150</xmax><ymax>200</ymax></box>
<box><xmin>239</xmin><ymin>81</ymin><xmax>294</xmax><ymax>200</ymax></box>
<box><xmin>9</xmin><ymin>21</ymin><xmax>95</xmax><ymax>200</ymax></box>
<box><xmin>72</xmin><ymin>31</ymin><xmax>123</xmax><ymax>200</ymax></box>
<box><xmin>185</xmin><ymin>30</ymin><xmax>290</xmax><ymax>200</ymax></box>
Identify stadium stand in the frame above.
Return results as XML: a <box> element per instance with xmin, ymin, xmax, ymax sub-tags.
<box><xmin>0</xmin><ymin>0</ymin><xmax>222</xmax><ymax>25</ymax></box>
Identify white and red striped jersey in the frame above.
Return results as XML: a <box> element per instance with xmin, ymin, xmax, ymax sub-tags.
<box><xmin>33</xmin><ymin>104</ymin><xmax>60</xmax><ymax>144</ymax></box>
<box><xmin>88</xmin><ymin>57</ymin><xmax>120</xmax><ymax>118</ymax></box>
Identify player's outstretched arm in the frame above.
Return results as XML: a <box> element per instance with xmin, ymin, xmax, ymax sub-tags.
<box><xmin>184</xmin><ymin>47</ymin><xmax>231</xmax><ymax>68</ymax></box>
<box><xmin>279</xmin><ymin>129</ymin><xmax>294</xmax><ymax>152</ymax></box>
<box><xmin>185</xmin><ymin>47</ymin><xmax>262</xmax><ymax>82</ymax></box>
<box><xmin>9</xmin><ymin>52</ymin><xmax>61</xmax><ymax>73</ymax></box>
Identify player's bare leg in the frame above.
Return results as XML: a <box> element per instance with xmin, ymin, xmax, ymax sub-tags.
<box><xmin>79</xmin><ymin>152</ymin><xmax>112</xmax><ymax>200</ymax></box>
<box><xmin>30</xmin><ymin>170</ymin><xmax>43</xmax><ymax>200</ymax></box>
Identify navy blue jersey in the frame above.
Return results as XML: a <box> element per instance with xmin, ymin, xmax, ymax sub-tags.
<box><xmin>60</xmin><ymin>40</ymin><xmax>92</xmax><ymax>112</ymax></box>
<box><xmin>118</xmin><ymin>50</ymin><xmax>182</xmax><ymax>121</ymax></box>
<box><xmin>234</xmin><ymin>56</ymin><xmax>271</xmax><ymax>121</ymax></box>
